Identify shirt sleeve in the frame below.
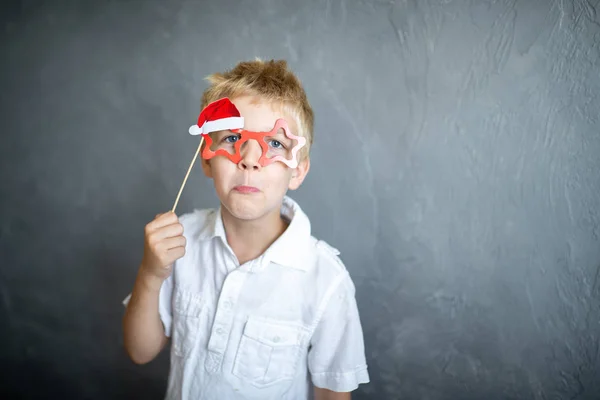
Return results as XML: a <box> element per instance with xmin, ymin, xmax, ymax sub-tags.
<box><xmin>121</xmin><ymin>274</ymin><xmax>174</xmax><ymax>337</ymax></box>
<box><xmin>308</xmin><ymin>270</ymin><xmax>370</xmax><ymax>392</ymax></box>
<box><xmin>157</xmin><ymin>274</ymin><xmax>174</xmax><ymax>337</ymax></box>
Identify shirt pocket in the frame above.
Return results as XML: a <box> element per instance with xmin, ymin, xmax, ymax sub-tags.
<box><xmin>232</xmin><ymin>316</ymin><xmax>308</xmax><ymax>388</ymax></box>
<box><xmin>172</xmin><ymin>289</ymin><xmax>203</xmax><ymax>358</ymax></box>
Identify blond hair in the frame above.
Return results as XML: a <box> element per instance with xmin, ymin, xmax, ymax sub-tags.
<box><xmin>200</xmin><ymin>59</ymin><xmax>314</xmax><ymax>159</ymax></box>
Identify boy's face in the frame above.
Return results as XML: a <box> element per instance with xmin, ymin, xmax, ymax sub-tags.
<box><xmin>201</xmin><ymin>95</ymin><xmax>310</xmax><ymax>222</ymax></box>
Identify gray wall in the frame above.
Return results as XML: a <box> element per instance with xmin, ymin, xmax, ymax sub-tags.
<box><xmin>1</xmin><ymin>0</ymin><xmax>599</xmax><ymax>399</ymax></box>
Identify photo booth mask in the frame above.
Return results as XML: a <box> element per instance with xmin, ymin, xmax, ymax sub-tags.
<box><xmin>189</xmin><ymin>97</ymin><xmax>306</xmax><ymax>168</ymax></box>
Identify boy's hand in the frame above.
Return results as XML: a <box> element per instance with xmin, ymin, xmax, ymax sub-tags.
<box><xmin>140</xmin><ymin>211</ymin><xmax>186</xmax><ymax>287</ymax></box>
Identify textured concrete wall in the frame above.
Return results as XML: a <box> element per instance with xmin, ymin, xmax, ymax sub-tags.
<box><xmin>1</xmin><ymin>0</ymin><xmax>599</xmax><ymax>399</ymax></box>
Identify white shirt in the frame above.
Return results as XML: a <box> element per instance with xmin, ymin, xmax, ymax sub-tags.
<box><xmin>123</xmin><ymin>196</ymin><xmax>369</xmax><ymax>400</ymax></box>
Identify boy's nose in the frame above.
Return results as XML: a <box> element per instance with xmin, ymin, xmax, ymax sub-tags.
<box><xmin>238</xmin><ymin>139</ymin><xmax>262</xmax><ymax>170</ymax></box>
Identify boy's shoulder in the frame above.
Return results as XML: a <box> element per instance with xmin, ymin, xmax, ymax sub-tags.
<box><xmin>309</xmin><ymin>236</ymin><xmax>344</xmax><ymax>270</ymax></box>
<box><xmin>305</xmin><ymin>235</ymin><xmax>356</xmax><ymax>293</ymax></box>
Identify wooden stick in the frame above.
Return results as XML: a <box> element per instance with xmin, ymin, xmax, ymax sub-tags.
<box><xmin>172</xmin><ymin>137</ymin><xmax>204</xmax><ymax>213</ymax></box>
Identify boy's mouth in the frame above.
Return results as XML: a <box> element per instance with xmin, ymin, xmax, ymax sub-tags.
<box><xmin>233</xmin><ymin>185</ymin><xmax>260</xmax><ymax>194</ymax></box>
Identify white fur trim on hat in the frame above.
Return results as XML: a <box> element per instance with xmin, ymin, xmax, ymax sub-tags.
<box><xmin>189</xmin><ymin>116</ymin><xmax>244</xmax><ymax>135</ymax></box>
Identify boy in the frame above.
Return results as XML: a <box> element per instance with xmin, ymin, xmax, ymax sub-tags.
<box><xmin>122</xmin><ymin>59</ymin><xmax>369</xmax><ymax>400</ymax></box>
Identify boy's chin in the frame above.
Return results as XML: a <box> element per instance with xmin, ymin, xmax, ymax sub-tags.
<box><xmin>220</xmin><ymin>192</ymin><xmax>283</xmax><ymax>222</ymax></box>
<box><xmin>221</xmin><ymin>195</ymin><xmax>264</xmax><ymax>220</ymax></box>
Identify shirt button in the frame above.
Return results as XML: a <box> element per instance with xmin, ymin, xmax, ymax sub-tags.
<box><xmin>273</xmin><ymin>336</ymin><xmax>280</xmax><ymax>343</ymax></box>
<box><xmin>216</xmin><ymin>328</ymin><xmax>224</xmax><ymax>335</ymax></box>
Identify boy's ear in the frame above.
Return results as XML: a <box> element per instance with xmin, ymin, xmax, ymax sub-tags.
<box><xmin>288</xmin><ymin>157</ymin><xmax>310</xmax><ymax>190</ymax></box>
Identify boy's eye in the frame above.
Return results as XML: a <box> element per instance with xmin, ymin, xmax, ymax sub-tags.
<box><xmin>224</xmin><ymin>134</ymin><xmax>240</xmax><ymax>143</ymax></box>
<box><xmin>268</xmin><ymin>139</ymin><xmax>285</xmax><ymax>149</ymax></box>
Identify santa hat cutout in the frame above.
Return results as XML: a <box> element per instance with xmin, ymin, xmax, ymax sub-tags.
<box><xmin>189</xmin><ymin>97</ymin><xmax>244</xmax><ymax>135</ymax></box>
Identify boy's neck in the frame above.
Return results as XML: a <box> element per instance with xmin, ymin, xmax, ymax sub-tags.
<box><xmin>220</xmin><ymin>205</ymin><xmax>289</xmax><ymax>266</ymax></box>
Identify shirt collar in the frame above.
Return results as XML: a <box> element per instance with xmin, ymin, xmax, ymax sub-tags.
<box><xmin>197</xmin><ymin>196</ymin><xmax>312</xmax><ymax>271</ymax></box>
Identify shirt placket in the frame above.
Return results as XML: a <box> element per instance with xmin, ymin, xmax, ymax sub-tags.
<box><xmin>204</xmin><ymin>267</ymin><xmax>248</xmax><ymax>374</ymax></box>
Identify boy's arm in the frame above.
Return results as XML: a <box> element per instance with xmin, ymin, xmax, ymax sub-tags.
<box><xmin>122</xmin><ymin>267</ymin><xmax>169</xmax><ymax>364</ymax></box>
<box><xmin>314</xmin><ymin>387</ymin><xmax>351</xmax><ymax>400</ymax></box>
<box><xmin>122</xmin><ymin>211</ymin><xmax>185</xmax><ymax>364</ymax></box>
<box><xmin>308</xmin><ymin>269</ymin><xmax>370</xmax><ymax>395</ymax></box>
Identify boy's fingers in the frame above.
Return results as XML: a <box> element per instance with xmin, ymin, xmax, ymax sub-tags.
<box><xmin>161</xmin><ymin>236</ymin><xmax>187</xmax><ymax>250</ymax></box>
<box><xmin>166</xmin><ymin>246</ymin><xmax>186</xmax><ymax>261</ymax></box>
<box><xmin>150</xmin><ymin>222</ymin><xmax>184</xmax><ymax>242</ymax></box>
<box><xmin>148</xmin><ymin>212</ymin><xmax>178</xmax><ymax>231</ymax></box>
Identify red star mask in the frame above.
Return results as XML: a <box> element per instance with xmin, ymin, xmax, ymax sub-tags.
<box><xmin>188</xmin><ymin>97</ymin><xmax>306</xmax><ymax>168</ymax></box>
